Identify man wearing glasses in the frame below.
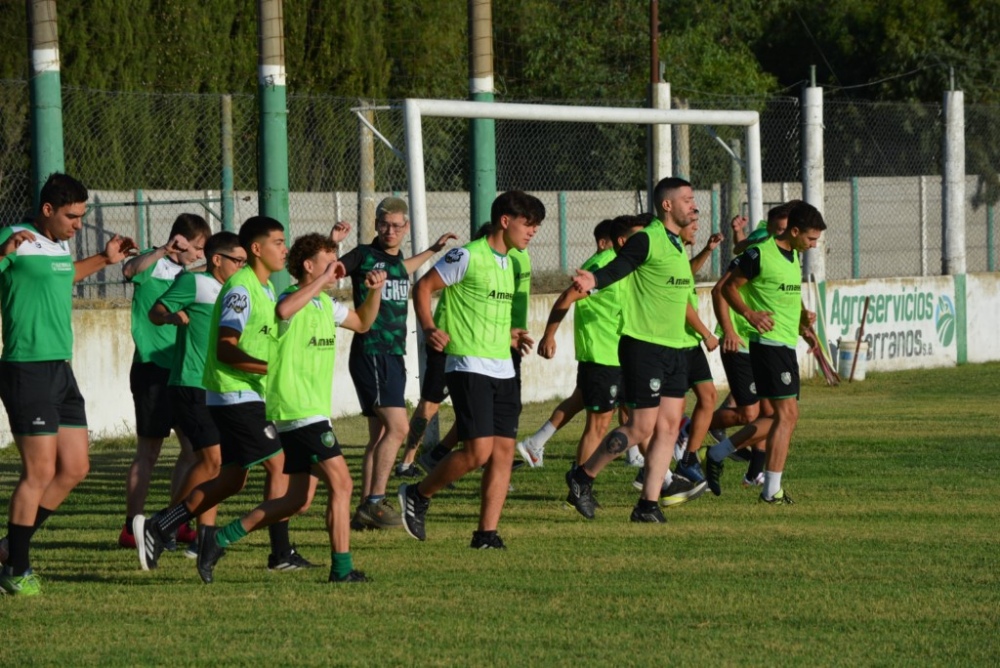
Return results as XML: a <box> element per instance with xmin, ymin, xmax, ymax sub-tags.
<box><xmin>338</xmin><ymin>197</ymin><xmax>456</xmax><ymax>531</ymax></box>
<box><xmin>147</xmin><ymin>231</ymin><xmax>246</xmax><ymax>552</ymax></box>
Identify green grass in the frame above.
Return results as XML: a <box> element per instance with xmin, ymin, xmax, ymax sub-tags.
<box><xmin>2</xmin><ymin>364</ymin><xmax>999</xmax><ymax>665</ymax></box>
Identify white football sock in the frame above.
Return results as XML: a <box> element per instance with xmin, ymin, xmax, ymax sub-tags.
<box><xmin>763</xmin><ymin>471</ymin><xmax>783</xmax><ymax>499</ymax></box>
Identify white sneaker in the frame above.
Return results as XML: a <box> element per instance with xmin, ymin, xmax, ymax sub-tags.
<box><xmin>516</xmin><ymin>439</ymin><xmax>544</xmax><ymax>468</ymax></box>
<box><xmin>624</xmin><ymin>446</ymin><xmax>645</xmax><ymax>467</ymax></box>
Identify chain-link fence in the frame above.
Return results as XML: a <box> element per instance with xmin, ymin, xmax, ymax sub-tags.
<box><xmin>2</xmin><ymin>83</ymin><xmax>999</xmax><ymax>300</ymax></box>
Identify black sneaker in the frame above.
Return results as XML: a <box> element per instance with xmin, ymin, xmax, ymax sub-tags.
<box><xmin>565</xmin><ymin>469</ymin><xmax>596</xmax><ymax>520</ymax></box>
<box><xmin>470</xmin><ymin>531</ymin><xmax>507</xmax><ymax>550</ymax></box>
<box><xmin>133</xmin><ymin>514</ymin><xmax>166</xmax><ymax>571</ymax></box>
<box><xmin>631</xmin><ymin>467</ymin><xmax>646</xmax><ymax>491</ymax></box>
<box><xmin>398</xmin><ymin>483</ymin><xmax>429</xmax><ymax>541</ymax></box>
<box><xmin>268</xmin><ymin>547</ymin><xmax>319</xmax><ymax>571</ymax></box>
<box><xmin>659</xmin><ymin>474</ymin><xmax>708</xmax><ymax>507</ymax></box>
<box><xmin>759</xmin><ymin>488</ymin><xmax>795</xmax><ymax>505</ymax></box>
<box><xmin>705</xmin><ymin>455</ymin><xmax>725</xmax><ymax>496</ymax></box>
<box><xmin>394</xmin><ymin>463</ymin><xmax>421</xmax><ymax>479</ymax></box>
<box><xmin>329</xmin><ymin>569</ymin><xmax>369</xmax><ymax>583</ymax></box>
<box><xmin>196</xmin><ymin>526</ymin><xmax>226</xmax><ymax>584</ymax></box>
<box><xmin>630</xmin><ymin>503</ymin><xmax>667</xmax><ymax>523</ymax></box>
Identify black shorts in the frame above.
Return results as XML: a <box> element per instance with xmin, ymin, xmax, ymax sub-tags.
<box><xmin>577</xmin><ymin>362</ymin><xmax>620</xmax><ymax>413</ymax></box>
<box><xmin>446</xmin><ymin>371</ymin><xmax>520</xmax><ymax>441</ymax></box>
<box><xmin>617</xmin><ymin>335</ymin><xmax>688</xmax><ymax>408</ymax></box>
<box><xmin>130</xmin><ymin>360</ymin><xmax>174</xmax><ymax>439</ymax></box>
<box><xmin>748</xmin><ymin>342</ymin><xmax>800</xmax><ymax>400</ymax></box>
<box><xmin>685</xmin><ymin>345</ymin><xmax>714</xmax><ymax>387</ymax></box>
<box><xmin>349</xmin><ymin>352</ymin><xmax>407</xmax><ymax>416</ymax></box>
<box><xmin>0</xmin><ymin>360</ymin><xmax>87</xmax><ymax>435</ymax></box>
<box><xmin>420</xmin><ymin>345</ymin><xmax>449</xmax><ymax>404</ymax></box>
<box><xmin>281</xmin><ymin>421</ymin><xmax>343</xmax><ymax>475</ymax></box>
<box><xmin>170</xmin><ymin>386</ymin><xmax>220</xmax><ymax>451</ymax></box>
<box><xmin>720</xmin><ymin>351</ymin><xmax>758</xmax><ymax>406</ymax></box>
<box><xmin>208</xmin><ymin>402</ymin><xmax>283</xmax><ymax>469</ymax></box>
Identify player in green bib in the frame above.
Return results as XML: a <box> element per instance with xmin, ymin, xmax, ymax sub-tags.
<box><xmin>520</xmin><ymin>218</ymin><xmax>629</xmax><ymax>471</ymax></box>
<box><xmin>401</xmin><ymin>191</ymin><xmax>545</xmax><ymax>548</ymax></box>
<box><xmin>0</xmin><ymin>173</ymin><xmax>136</xmax><ymax>596</ymax></box>
<box><xmin>707</xmin><ymin>202</ymin><xmax>795</xmax><ymax>491</ymax></box>
<box><xmin>669</xmin><ymin>215</ymin><xmax>723</xmax><ymax>486</ymax></box>
<box><xmin>135</xmin><ymin>216</ymin><xmax>314</xmax><ymax>573</ymax></box>
<box><xmin>339</xmin><ymin>197</ymin><xmax>457</xmax><ymax>531</ymax></box>
<box><xmin>119</xmin><ymin>213</ymin><xmax>211</xmax><ymax>550</ymax></box>
<box><xmin>148</xmin><ymin>231</ymin><xmax>245</xmax><ymax>543</ymax></box>
<box><xmin>195</xmin><ymin>233</ymin><xmax>385</xmax><ymax>584</ymax></box>
<box><xmin>716</xmin><ymin>201</ymin><xmax>826</xmax><ymax>504</ymax></box>
<box><xmin>568</xmin><ymin>177</ymin><xmax>713</xmax><ymax>523</ymax></box>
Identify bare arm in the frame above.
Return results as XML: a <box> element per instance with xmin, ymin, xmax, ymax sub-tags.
<box><xmin>123</xmin><ymin>234</ymin><xmax>188</xmax><ymax>280</ymax></box>
<box><xmin>345</xmin><ymin>270</ymin><xmax>386</xmax><ymax>332</ymax></box>
<box><xmin>74</xmin><ymin>235</ymin><xmax>137</xmax><ymax>283</ymax></box>
<box><xmin>403</xmin><ymin>232</ymin><xmax>458</xmax><ymax>274</ymax></box>
<box><xmin>149</xmin><ymin>302</ymin><xmax>189</xmax><ymax>327</ymax></box>
<box><xmin>721</xmin><ymin>269</ymin><xmax>774</xmax><ymax>334</ymax></box>
<box><xmin>275</xmin><ymin>262</ymin><xmax>346</xmax><ymax>321</ymax></box>
<box><xmin>712</xmin><ymin>270</ymin><xmax>743</xmax><ymax>353</ymax></box>
<box><xmin>686</xmin><ymin>302</ymin><xmax>718</xmax><ymax>351</ymax></box>
<box><xmin>216</xmin><ymin>326</ymin><xmax>267</xmax><ymax>375</ymax></box>
<box><xmin>538</xmin><ymin>285</ymin><xmax>586</xmax><ymax>359</ymax></box>
<box><xmin>413</xmin><ymin>268</ymin><xmax>450</xmax><ymax>352</ymax></box>
<box><xmin>689</xmin><ymin>232</ymin><xmax>723</xmax><ymax>274</ymax></box>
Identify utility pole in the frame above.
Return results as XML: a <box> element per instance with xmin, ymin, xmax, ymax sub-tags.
<box><xmin>648</xmin><ymin>0</ymin><xmax>671</xmax><ymax>211</ymax></box>
<box><xmin>257</xmin><ymin>0</ymin><xmax>291</xmax><ymax>290</ymax></box>
<box><xmin>469</xmin><ymin>0</ymin><xmax>496</xmax><ymax>236</ymax></box>
<box><xmin>28</xmin><ymin>0</ymin><xmax>65</xmax><ymax>209</ymax></box>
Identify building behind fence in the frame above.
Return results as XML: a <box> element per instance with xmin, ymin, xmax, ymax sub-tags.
<box><xmin>1</xmin><ymin>79</ymin><xmax>997</xmax><ymax>300</ymax></box>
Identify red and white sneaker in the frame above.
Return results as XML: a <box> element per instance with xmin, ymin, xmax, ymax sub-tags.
<box><xmin>117</xmin><ymin>524</ymin><xmax>137</xmax><ymax>549</ymax></box>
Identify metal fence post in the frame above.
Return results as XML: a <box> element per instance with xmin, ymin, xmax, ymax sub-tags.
<box><xmin>28</xmin><ymin>0</ymin><xmax>65</xmax><ymax>209</ymax></box>
<box><xmin>558</xmin><ymin>191</ymin><xmax>568</xmax><ymax>273</ymax></box>
<box><xmin>220</xmin><ymin>94</ymin><xmax>235</xmax><ymax>232</ymax></box>
<box><xmin>711</xmin><ymin>182</ymin><xmax>720</xmax><ymax>276</ymax></box>
<box><xmin>988</xmin><ymin>203</ymin><xmax>995</xmax><ymax>272</ymax></box>
<box><xmin>358</xmin><ymin>103</ymin><xmax>376</xmax><ymax>243</ymax></box>
<box><xmin>135</xmin><ymin>188</ymin><xmax>147</xmax><ymax>250</ymax></box>
<box><xmin>851</xmin><ymin>177</ymin><xmax>860</xmax><ymax>278</ymax></box>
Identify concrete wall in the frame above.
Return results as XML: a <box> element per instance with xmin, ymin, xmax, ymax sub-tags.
<box><xmin>2</xmin><ymin>273</ymin><xmax>997</xmax><ymax>447</ymax></box>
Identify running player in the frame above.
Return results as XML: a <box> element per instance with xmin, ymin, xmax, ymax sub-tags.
<box><xmin>119</xmin><ymin>214</ymin><xmax>211</xmax><ymax>549</ymax></box>
<box><xmin>705</xmin><ymin>202</ymin><xmax>794</xmax><ymax>491</ymax></box>
<box><xmin>0</xmin><ymin>173</ymin><xmax>136</xmax><ymax>596</ymax></box>
<box><xmin>195</xmin><ymin>233</ymin><xmax>385</xmax><ymax>584</ymax></box>
<box><xmin>567</xmin><ymin>177</ymin><xmax>713</xmax><ymax>523</ymax></box>
<box><xmin>400</xmin><ymin>191</ymin><xmax>545</xmax><ymax>548</ymax></box>
<box><xmin>339</xmin><ymin>197</ymin><xmax>456</xmax><ymax>530</ymax></box>
<box><xmin>148</xmin><ymin>231</ymin><xmax>245</xmax><ymax>549</ymax></box>
<box><xmin>710</xmin><ymin>200</ymin><xmax>826</xmax><ymax>503</ymax></box>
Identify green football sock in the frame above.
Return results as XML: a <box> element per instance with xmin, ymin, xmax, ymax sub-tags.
<box><xmin>216</xmin><ymin>519</ymin><xmax>249</xmax><ymax>548</ymax></box>
<box><xmin>332</xmin><ymin>552</ymin><xmax>354</xmax><ymax>579</ymax></box>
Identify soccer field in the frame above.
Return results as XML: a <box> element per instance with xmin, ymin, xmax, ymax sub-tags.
<box><xmin>1</xmin><ymin>364</ymin><xmax>998</xmax><ymax>665</ymax></box>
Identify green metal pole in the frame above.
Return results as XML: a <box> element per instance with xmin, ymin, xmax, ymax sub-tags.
<box><xmin>987</xmin><ymin>203</ymin><xmax>995</xmax><ymax>272</ymax></box>
<box><xmin>135</xmin><ymin>189</ymin><xmax>147</xmax><ymax>250</ymax></box>
<box><xmin>851</xmin><ymin>176</ymin><xmax>860</xmax><ymax>279</ymax></box>
<box><xmin>711</xmin><ymin>184</ymin><xmax>720</xmax><ymax>276</ymax></box>
<box><xmin>469</xmin><ymin>0</ymin><xmax>497</xmax><ymax>237</ymax></box>
<box><xmin>558</xmin><ymin>191</ymin><xmax>568</xmax><ymax>273</ymax></box>
<box><xmin>258</xmin><ymin>0</ymin><xmax>290</xmax><ymax>291</ymax></box>
<box><xmin>221</xmin><ymin>94</ymin><xmax>235</xmax><ymax>232</ymax></box>
<box><xmin>28</xmin><ymin>0</ymin><xmax>65</xmax><ymax>210</ymax></box>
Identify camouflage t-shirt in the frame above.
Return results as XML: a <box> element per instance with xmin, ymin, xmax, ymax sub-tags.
<box><xmin>340</xmin><ymin>239</ymin><xmax>410</xmax><ymax>355</ymax></box>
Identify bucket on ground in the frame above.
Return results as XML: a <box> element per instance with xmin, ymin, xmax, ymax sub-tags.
<box><xmin>837</xmin><ymin>338</ymin><xmax>870</xmax><ymax>381</ymax></box>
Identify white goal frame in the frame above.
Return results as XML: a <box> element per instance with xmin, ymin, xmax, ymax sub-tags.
<box><xmin>402</xmin><ymin>98</ymin><xmax>763</xmax><ymax>263</ymax></box>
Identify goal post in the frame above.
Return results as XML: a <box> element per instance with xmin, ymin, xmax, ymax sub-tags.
<box><xmin>402</xmin><ymin>97</ymin><xmax>764</xmax><ymax>266</ymax></box>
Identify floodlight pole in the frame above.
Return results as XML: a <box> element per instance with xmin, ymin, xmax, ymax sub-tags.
<box><xmin>28</xmin><ymin>0</ymin><xmax>65</xmax><ymax>209</ymax></box>
<box><xmin>469</xmin><ymin>0</ymin><xmax>497</xmax><ymax>237</ymax></box>
<box><xmin>258</xmin><ymin>0</ymin><xmax>291</xmax><ymax>291</ymax></box>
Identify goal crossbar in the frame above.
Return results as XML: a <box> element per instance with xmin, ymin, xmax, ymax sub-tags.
<box><xmin>402</xmin><ymin>98</ymin><xmax>763</xmax><ymax>258</ymax></box>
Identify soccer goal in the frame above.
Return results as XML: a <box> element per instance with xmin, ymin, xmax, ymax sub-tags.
<box><xmin>400</xmin><ymin>98</ymin><xmax>764</xmax><ymax>265</ymax></box>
